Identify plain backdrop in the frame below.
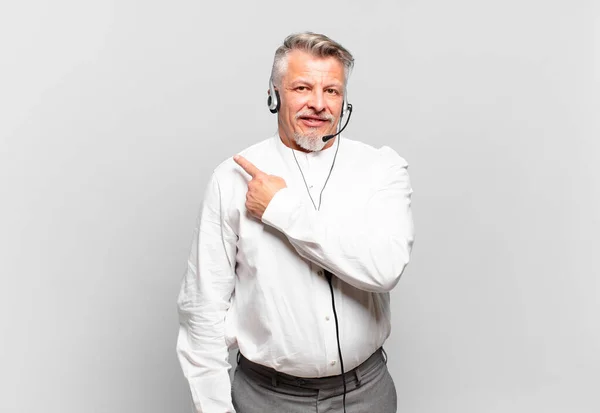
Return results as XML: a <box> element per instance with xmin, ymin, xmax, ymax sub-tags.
<box><xmin>1</xmin><ymin>1</ymin><xmax>598</xmax><ymax>412</ymax></box>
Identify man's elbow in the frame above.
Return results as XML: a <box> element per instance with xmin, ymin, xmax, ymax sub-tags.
<box><xmin>372</xmin><ymin>237</ymin><xmax>412</xmax><ymax>292</ymax></box>
<box><xmin>375</xmin><ymin>260</ymin><xmax>408</xmax><ymax>292</ymax></box>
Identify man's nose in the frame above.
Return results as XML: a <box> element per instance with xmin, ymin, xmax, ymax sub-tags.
<box><xmin>307</xmin><ymin>90</ymin><xmax>326</xmax><ymax>112</ymax></box>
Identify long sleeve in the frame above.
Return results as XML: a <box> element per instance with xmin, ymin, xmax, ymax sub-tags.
<box><xmin>176</xmin><ymin>172</ymin><xmax>237</xmax><ymax>413</ymax></box>
<box><xmin>261</xmin><ymin>146</ymin><xmax>414</xmax><ymax>293</ymax></box>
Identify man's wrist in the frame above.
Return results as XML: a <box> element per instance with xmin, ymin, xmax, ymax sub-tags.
<box><xmin>262</xmin><ymin>187</ymin><xmax>300</xmax><ymax>229</ymax></box>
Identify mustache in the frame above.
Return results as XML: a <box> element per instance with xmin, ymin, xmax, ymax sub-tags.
<box><xmin>294</xmin><ymin>110</ymin><xmax>335</xmax><ymax>122</ymax></box>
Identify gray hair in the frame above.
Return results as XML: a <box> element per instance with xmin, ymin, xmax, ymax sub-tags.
<box><xmin>270</xmin><ymin>32</ymin><xmax>354</xmax><ymax>87</ymax></box>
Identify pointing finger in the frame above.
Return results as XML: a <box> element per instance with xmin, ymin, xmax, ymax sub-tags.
<box><xmin>234</xmin><ymin>155</ymin><xmax>263</xmax><ymax>178</ymax></box>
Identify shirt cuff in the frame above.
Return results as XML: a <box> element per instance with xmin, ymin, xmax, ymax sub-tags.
<box><xmin>262</xmin><ymin>187</ymin><xmax>303</xmax><ymax>231</ymax></box>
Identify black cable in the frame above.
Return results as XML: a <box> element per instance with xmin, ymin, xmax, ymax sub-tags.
<box><xmin>289</xmin><ymin>132</ymin><xmax>340</xmax><ymax>211</ymax></box>
<box><xmin>325</xmin><ymin>270</ymin><xmax>347</xmax><ymax>413</ymax></box>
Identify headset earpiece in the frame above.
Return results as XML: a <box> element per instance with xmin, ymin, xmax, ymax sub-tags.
<box><xmin>267</xmin><ymin>80</ymin><xmax>280</xmax><ymax>114</ymax></box>
<box><xmin>341</xmin><ymin>90</ymin><xmax>350</xmax><ymax>119</ymax></box>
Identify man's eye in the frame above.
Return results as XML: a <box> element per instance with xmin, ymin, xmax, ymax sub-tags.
<box><xmin>296</xmin><ymin>86</ymin><xmax>307</xmax><ymax>91</ymax></box>
<box><xmin>326</xmin><ymin>89</ymin><xmax>338</xmax><ymax>95</ymax></box>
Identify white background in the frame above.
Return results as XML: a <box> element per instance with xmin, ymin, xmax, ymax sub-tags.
<box><xmin>1</xmin><ymin>1</ymin><xmax>598</xmax><ymax>412</ymax></box>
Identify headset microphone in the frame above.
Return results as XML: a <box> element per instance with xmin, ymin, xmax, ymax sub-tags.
<box><xmin>322</xmin><ymin>103</ymin><xmax>353</xmax><ymax>142</ymax></box>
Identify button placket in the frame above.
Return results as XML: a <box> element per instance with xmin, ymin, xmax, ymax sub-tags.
<box><xmin>315</xmin><ymin>267</ymin><xmax>339</xmax><ymax>375</ymax></box>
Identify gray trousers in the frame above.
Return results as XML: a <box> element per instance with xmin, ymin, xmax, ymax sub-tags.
<box><xmin>231</xmin><ymin>348</ymin><xmax>397</xmax><ymax>413</ymax></box>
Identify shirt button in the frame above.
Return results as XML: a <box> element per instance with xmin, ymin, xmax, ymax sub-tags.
<box><xmin>317</xmin><ymin>270</ymin><xmax>323</xmax><ymax>276</ymax></box>
<box><xmin>325</xmin><ymin>316</ymin><xmax>330</xmax><ymax>321</ymax></box>
<box><xmin>330</xmin><ymin>360</ymin><xmax>336</xmax><ymax>366</ymax></box>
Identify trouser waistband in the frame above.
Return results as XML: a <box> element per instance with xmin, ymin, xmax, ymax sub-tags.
<box><xmin>237</xmin><ymin>348</ymin><xmax>386</xmax><ymax>390</ymax></box>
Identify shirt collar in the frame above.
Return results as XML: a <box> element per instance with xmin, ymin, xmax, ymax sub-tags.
<box><xmin>273</xmin><ymin>133</ymin><xmax>340</xmax><ymax>163</ymax></box>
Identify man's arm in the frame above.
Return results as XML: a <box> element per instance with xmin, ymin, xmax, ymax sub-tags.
<box><xmin>177</xmin><ymin>172</ymin><xmax>237</xmax><ymax>413</ymax></box>
<box><xmin>264</xmin><ymin>147</ymin><xmax>414</xmax><ymax>292</ymax></box>
<box><xmin>235</xmin><ymin>147</ymin><xmax>414</xmax><ymax>293</ymax></box>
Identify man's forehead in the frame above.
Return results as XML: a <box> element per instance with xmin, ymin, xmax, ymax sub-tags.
<box><xmin>285</xmin><ymin>49</ymin><xmax>345</xmax><ymax>83</ymax></box>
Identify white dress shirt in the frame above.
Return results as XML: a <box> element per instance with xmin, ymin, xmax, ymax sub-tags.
<box><xmin>177</xmin><ymin>135</ymin><xmax>414</xmax><ymax>413</ymax></box>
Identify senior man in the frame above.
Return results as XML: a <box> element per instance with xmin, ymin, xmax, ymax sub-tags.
<box><xmin>177</xmin><ymin>32</ymin><xmax>414</xmax><ymax>413</ymax></box>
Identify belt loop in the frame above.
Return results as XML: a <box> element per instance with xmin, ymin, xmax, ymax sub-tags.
<box><xmin>272</xmin><ymin>372</ymin><xmax>278</xmax><ymax>387</ymax></box>
<box><xmin>381</xmin><ymin>347</ymin><xmax>388</xmax><ymax>364</ymax></box>
<box><xmin>236</xmin><ymin>350</ymin><xmax>241</xmax><ymax>365</ymax></box>
<box><xmin>354</xmin><ymin>366</ymin><xmax>363</xmax><ymax>387</ymax></box>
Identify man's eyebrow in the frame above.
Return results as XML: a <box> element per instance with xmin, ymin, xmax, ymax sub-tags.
<box><xmin>289</xmin><ymin>78</ymin><xmax>314</xmax><ymax>86</ymax></box>
<box><xmin>289</xmin><ymin>79</ymin><xmax>343</xmax><ymax>88</ymax></box>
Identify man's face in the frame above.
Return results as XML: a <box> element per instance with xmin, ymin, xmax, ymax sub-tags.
<box><xmin>277</xmin><ymin>49</ymin><xmax>345</xmax><ymax>152</ymax></box>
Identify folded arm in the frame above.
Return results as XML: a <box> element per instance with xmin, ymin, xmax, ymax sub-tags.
<box><xmin>261</xmin><ymin>147</ymin><xmax>414</xmax><ymax>293</ymax></box>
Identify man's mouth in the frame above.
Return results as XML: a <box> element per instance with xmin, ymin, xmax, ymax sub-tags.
<box><xmin>298</xmin><ymin>116</ymin><xmax>330</xmax><ymax>128</ymax></box>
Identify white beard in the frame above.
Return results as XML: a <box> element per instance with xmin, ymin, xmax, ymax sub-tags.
<box><xmin>293</xmin><ymin>130</ymin><xmax>328</xmax><ymax>152</ymax></box>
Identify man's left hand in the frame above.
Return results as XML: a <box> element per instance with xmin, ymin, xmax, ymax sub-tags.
<box><xmin>234</xmin><ymin>155</ymin><xmax>287</xmax><ymax>220</ymax></box>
